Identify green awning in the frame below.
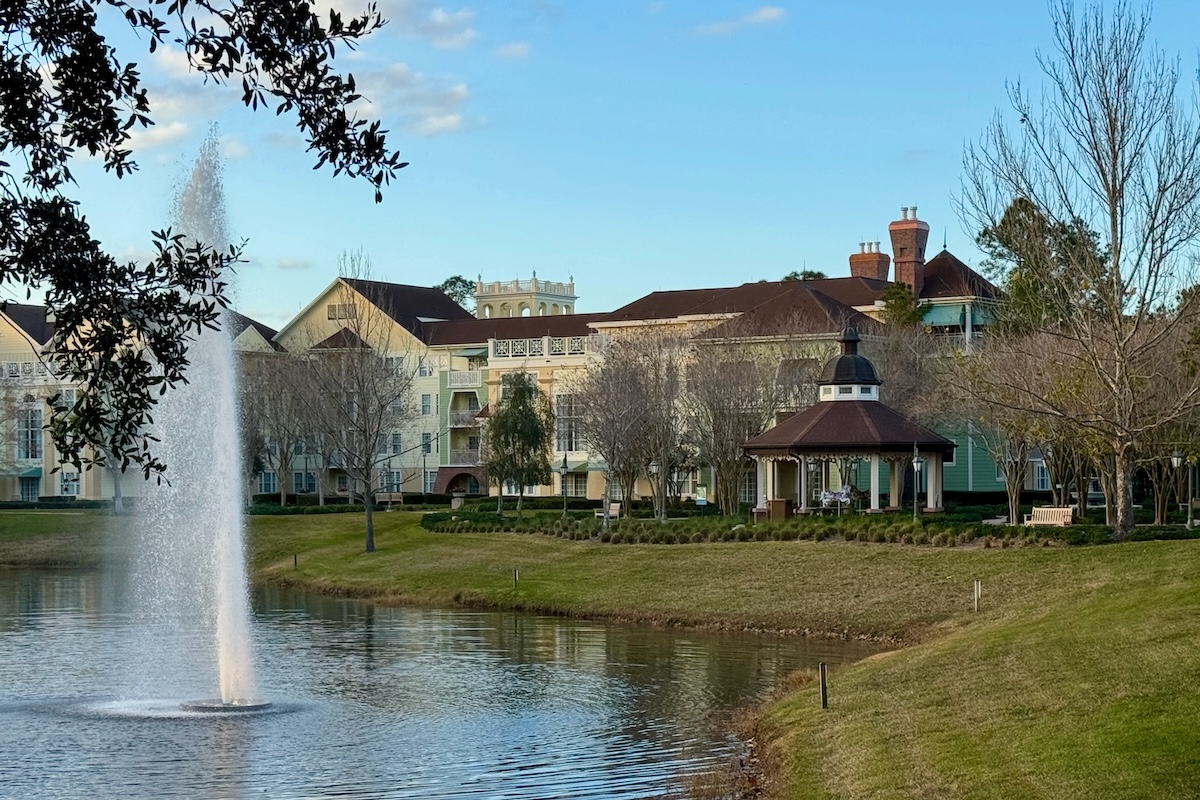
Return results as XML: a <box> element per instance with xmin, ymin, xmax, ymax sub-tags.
<box><xmin>569</xmin><ymin>462</ymin><xmax>590</xmax><ymax>473</ymax></box>
<box><xmin>922</xmin><ymin>303</ymin><xmax>966</xmax><ymax>327</ymax></box>
<box><xmin>453</xmin><ymin>347</ymin><xmax>488</xmax><ymax>357</ymax></box>
<box><xmin>18</xmin><ymin>467</ymin><xmax>41</xmax><ymax>478</ymax></box>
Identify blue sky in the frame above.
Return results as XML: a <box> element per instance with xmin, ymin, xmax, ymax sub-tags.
<box><xmin>63</xmin><ymin>1</ymin><xmax>1200</xmax><ymax>330</ymax></box>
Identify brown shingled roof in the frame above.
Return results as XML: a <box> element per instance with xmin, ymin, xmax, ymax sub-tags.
<box><xmin>343</xmin><ymin>278</ymin><xmax>474</xmax><ymax>332</ymax></box>
<box><xmin>695</xmin><ymin>284</ymin><xmax>879</xmax><ymax>340</ymax></box>
<box><xmin>743</xmin><ymin>401</ymin><xmax>955</xmax><ymax>457</ymax></box>
<box><xmin>1</xmin><ymin>302</ymin><xmax>54</xmax><ymax>346</ymax></box>
<box><xmin>920</xmin><ymin>250</ymin><xmax>998</xmax><ymax>300</ymax></box>
<box><xmin>310</xmin><ymin>327</ymin><xmax>370</xmax><ymax>350</ymax></box>
<box><xmin>421</xmin><ymin>313</ymin><xmax>610</xmax><ymax>346</ymax></box>
<box><xmin>225</xmin><ymin>309</ymin><xmax>285</xmax><ymax>351</ymax></box>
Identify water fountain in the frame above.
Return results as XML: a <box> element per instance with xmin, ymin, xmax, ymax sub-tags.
<box><xmin>123</xmin><ymin>130</ymin><xmax>268</xmax><ymax>714</ymax></box>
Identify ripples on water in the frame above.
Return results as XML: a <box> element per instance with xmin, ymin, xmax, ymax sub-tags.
<box><xmin>0</xmin><ymin>570</ymin><xmax>878</xmax><ymax>799</ymax></box>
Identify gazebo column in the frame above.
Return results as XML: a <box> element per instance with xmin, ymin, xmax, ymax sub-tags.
<box><xmin>869</xmin><ymin>454</ymin><xmax>881</xmax><ymax>512</ymax></box>
<box><xmin>926</xmin><ymin>455</ymin><xmax>942</xmax><ymax>511</ymax></box>
<box><xmin>756</xmin><ymin>458</ymin><xmax>768</xmax><ymax>509</ymax></box>
<box><xmin>799</xmin><ymin>457</ymin><xmax>808</xmax><ymax>511</ymax></box>
<box><xmin>888</xmin><ymin>458</ymin><xmax>901</xmax><ymax>510</ymax></box>
<box><xmin>766</xmin><ymin>458</ymin><xmax>776</xmax><ymax>502</ymax></box>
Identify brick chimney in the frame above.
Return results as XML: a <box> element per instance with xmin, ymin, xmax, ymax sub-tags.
<box><xmin>849</xmin><ymin>241</ymin><xmax>890</xmax><ymax>281</ymax></box>
<box><xmin>888</xmin><ymin>206</ymin><xmax>930</xmax><ymax>297</ymax></box>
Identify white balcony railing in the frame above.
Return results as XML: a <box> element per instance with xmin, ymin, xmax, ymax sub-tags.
<box><xmin>447</xmin><ymin>370</ymin><xmax>482</xmax><ymax>388</ymax></box>
<box><xmin>492</xmin><ymin>335</ymin><xmax>588</xmax><ymax>359</ymax></box>
<box><xmin>448</xmin><ymin>448</ymin><xmax>480</xmax><ymax>465</ymax></box>
<box><xmin>448</xmin><ymin>410</ymin><xmax>480</xmax><ymax>428</ymax></box>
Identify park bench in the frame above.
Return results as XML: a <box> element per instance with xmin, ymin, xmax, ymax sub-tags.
<box><xmin>1023</xmin><ymin>506</ymin><xmax>1073</xmax><ymax>526</ymax></box>
<box><xmin>594</xmin><ymin>501</ymin><xmax>621</xmax><ymax>519</ymax></box>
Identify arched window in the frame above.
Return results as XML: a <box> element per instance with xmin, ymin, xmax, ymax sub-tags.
<box><xmin>520</xmin><ymin>303</ymin><xmax>531</xmax><ymax>317</ymax></box>
<box><xmin>538</xmin><ymin>303</ymin><xmax>547</xmax><ymax>316</ymax></box>
<box><xmin>551</xmin><ymin>303</ymin><xmax>559</xmax><ymax>315</ymax></box>
<box><xmin>482</xmin><ymin>304</ymin><xmax>492</xmax><ymax>318</ymax></box>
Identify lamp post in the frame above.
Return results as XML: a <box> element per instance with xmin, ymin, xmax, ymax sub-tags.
<box><xmin>648</xmin><ymin>459</ymin><xmax>660</xmax><ymax>521</ymax></box>
<box><xmin>559</xmin><ymin>453</ymin><xmax>569</xmax><ymax>517</ymax></box>
<box><xmin>912</xmin><ymin>445</ymin><xmax>924</xmax><ymax>523</ymax></box>
<box><xmin>1173</xmin><ymin>451</ymin><xmax>1193</xmax><ymax>529</ymax></box>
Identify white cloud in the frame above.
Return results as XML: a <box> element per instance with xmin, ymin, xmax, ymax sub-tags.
<box><xmin>152</xmin><ymin>46</ymin><xmax>196</xmax><ymax>80</ymax></box>
<box><xmin>220</xmin><ymin>136</ymin><xmax>249</xmax><ymax>159</ymax></box>
<box><xmin>419</xmin><ymin>8</ymin><xmax>477</xmax><ymax>49</ymax></box>
<box><xmin>495</xmin><ymin>41</ymin><xmax>531</xmax><ymax>60</ymax></box>
<box><xmin>312</xmin><ymin>1</ymin><xmax>477</xmax><ymax>49</ymax></box>
<box><xmin>278</xmin><ymin>257</ymin><xmax>315</xmax><ymax>271</ymax></box>
<box><xmin>695</xmin><ymin>6</ymin><xmax>786</xmax><ymax>36</ymax></box>
<box><xmin>127</xmin><ymin>120</ymin><xmax>190</xmax><ymax>151</ymax></box>
<box><xmin>351</xmin><ymin>64</ymin><xmax>471</xmax><ymax>137</ymax></box>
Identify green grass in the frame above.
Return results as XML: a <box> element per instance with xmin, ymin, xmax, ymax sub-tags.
<box><xmin>6</xmin><ymin>509</ymin><xmax>1200</xmax><ymax>797</ymax></box>
<box><xmin>0</xmin><ymin>510</ymin><xmax>115</xmax><ymax>567</ymax></box>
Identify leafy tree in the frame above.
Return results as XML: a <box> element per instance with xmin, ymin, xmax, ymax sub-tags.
<box><xmin>482</xmin><ymin>372</ymin><xmax>553</xmax><ymax>517</ymax></box>
<box><xmin>878</xmin><ymin>281</ymin><xmax>928</xmax><ymax>327</ymax></box>
<box><xmin>960</xmin><ymin>1</ymin><xmax>1200</xmax><ymax>536</ymax></box>
<box><xmin>783</xmin><ymin>270</ymin><xmax>827</xmax><ymax>281</ymax></box>
<box><xmin>436</xmin><ymin>276</ymin><xmax>475</xmax><ymax>312</ymax></box>
<box><xmin>2</xmin><ymin>0</ymin><xmax>406</xmax><ymax>478</ymax></box>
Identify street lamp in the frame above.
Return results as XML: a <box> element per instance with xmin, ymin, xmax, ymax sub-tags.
<box><xmin>1173</xmin><ymin>451</ymin><xmax>1193</xmax><ymax>529</ymax></box>
<box><xmin>912</xmin><ymin>445</ymin><xmax>924</xmax><ymax>523</ymax></box>
<box><xmin>648</xmin><ymin>459</ymin><xmax>660</xmax><ymax>521</ymax></box>
<box><xmin>559</xmin><ymin>453</ymin><xmax>569</xmax><ymax>517</ymax></box>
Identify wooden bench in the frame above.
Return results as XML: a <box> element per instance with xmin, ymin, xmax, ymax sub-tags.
<box><xmin>594</xmin><ymin>502</ymin><xmax>621</xmax><ymax>519</ymax></box>
<box><xmin>1023</xmin><ymin>507</ymin><xmax>1073</xmax><ymax>526</ymax></box>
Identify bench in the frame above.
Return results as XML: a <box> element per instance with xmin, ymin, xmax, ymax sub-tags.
<box><xmin>594</xmin><ymin>502</ymin><xmax>621</xmax><ymax>519</ymax></box>
<box><xmin>1023</xmin><ymin>507</ymin><xmax>1073</xmax><ymax>526</ymax></box>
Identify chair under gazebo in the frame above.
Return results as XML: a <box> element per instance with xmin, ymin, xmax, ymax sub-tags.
<box><xmin>742</xmin><ymin>327</ymin><xmax>955</xmax><ymax>516</ymax></box>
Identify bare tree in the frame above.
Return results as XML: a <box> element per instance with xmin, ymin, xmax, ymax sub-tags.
<box><xmin>237</xmin><ymin>351</ymin><xmax>308</xmax><ymax>505</ymax></box>
<box><xmin>295</xmin><ymin>252</ymin><xmax>419</xmax><ymax>552</ymax></box>
<box><xmin>959</xmin><ymin>0</ymin><xmax>1200</xmax><ymax>536</ymax></box>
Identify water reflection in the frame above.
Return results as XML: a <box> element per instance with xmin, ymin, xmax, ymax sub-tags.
<box><xmin>1</xmin><ymin>571</ymin><xmax>879</xmax><ymax>799</ymax></box>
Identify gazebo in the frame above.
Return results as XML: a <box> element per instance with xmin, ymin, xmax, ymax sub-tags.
<box><xmin>742</xmin><ymin>327</ymin><xmax>955</xmax><ymax>515</ymax></box>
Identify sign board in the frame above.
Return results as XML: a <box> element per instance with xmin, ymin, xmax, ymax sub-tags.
<box><xmin>695</xmin><ymin>486</ymin><xmax>708</xmax><ymax>506</ymax></box>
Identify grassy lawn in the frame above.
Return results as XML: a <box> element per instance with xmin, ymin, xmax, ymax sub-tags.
<box><xmin>0</xmin><ymin>510</ymin><xmax>115</xmax><ymax>567</ymax></box>
<box><xmin>6</xmin><ymin>508</ymin><xmax>1200</xmax><ymax>797</ymax></box>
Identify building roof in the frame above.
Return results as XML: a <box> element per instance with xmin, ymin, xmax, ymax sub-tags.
<box><xmin>225</xmin><ymin>309</ymin><xmax>285</xmax><ymax>351</ymax></box>
<box><xmin>694</xmin><ymin>283</ymin><xmax>879</xmax><ymax>340</ymax></box>
<box><xmin>920</xmin><ymin>250</ymin><xmax>998</xmax><ymax>300</ymax></box>
<box><xmin>310</xmin><ymin>327</ymin><xmax>370</xmax><ymax>350</ymax></box>
<box><xmin>604</xmin><ymin>287</ymin><xmax>736</xmax><ymax>322</ymax></box>
<box><xmin>343</xmin><ymin>278</ymin><xmax>474</xmax><ymax>332</ymax></box>
<box><xmin>818</xmin><ymin>327</ymin><xmax>880</xmax><ymax>385</ymax></box>
<box><xmin>420</xmin><ymin>313</ymin><xmax>610</xmax><ymax>347</ymax></box>
<box><xmin>1</xmin><ymin>302</ymin><xmax>54</xmax><ymax>345</ymax></box>
<box><xmin>742</xmin><ymin>400</ymin><xmax>955</xmax><ymax>457</ymax></box>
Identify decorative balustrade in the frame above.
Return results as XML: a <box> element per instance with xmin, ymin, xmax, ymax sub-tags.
<box><xmin>448</xmin><ymin>410</ymin><xmax>480</xmax><ymax>428</ymax></box>
<box><xmin>448</xmin><ymin>448</ymin><xmax>480</xmax><ymax>465</ymax></box>
<box><xmin>447</xmin><ymin>370</ymin><xmax>482</xmax><ymax>388</ymax></box>
<box><xmin>491</xmin><ymin>335</ymin><xmax>589</xmax><ymax>359</ymax></box>
<box><xmin>476</xmin><ymin>278</ymin><xmax>575</xmax><ymax>297</ymax></box>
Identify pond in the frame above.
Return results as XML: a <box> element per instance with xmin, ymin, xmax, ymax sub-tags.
<box><xmin>0</xmin><ymin>569</ymin><xmax>878</xmax><ymax>799</ymax></box>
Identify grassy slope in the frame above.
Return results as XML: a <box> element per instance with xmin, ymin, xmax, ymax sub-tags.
<box><xmin>0</xmin><ymin>511</ymin><xmax>114</xmax><ymax>567</ymax></box>
<box><xmin>6</xmin><ymin>509</ymin><xmax>1200</xmax><ymax>797</ymax></box>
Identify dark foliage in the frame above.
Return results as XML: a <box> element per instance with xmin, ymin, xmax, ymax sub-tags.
<box><xmin>1</xmin><ymin>0</ymin><xmax>406</xmax><ymax>477</ymax></box>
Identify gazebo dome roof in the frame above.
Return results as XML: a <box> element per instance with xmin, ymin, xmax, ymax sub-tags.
<box><xmin>818</xmin><ymin>327</ymin><xmax>881</xmax><ymax>386</ymax></box>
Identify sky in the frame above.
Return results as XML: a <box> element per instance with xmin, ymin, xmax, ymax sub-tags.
<box><xmin>56</xmin><ymin>1</ymin><xmax>1200</xmax><ymax>330</ymax></box>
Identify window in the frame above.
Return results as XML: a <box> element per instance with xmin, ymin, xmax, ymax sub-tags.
<box><xmin>391</xmin><ymin>433</ymin><xmax>402</xmax><ymax>455</ymax></box>
<box><xmin>293</xmin><ymin>442</ymin><xmax>305</xmax><ymax>456</ymax></box>
<box><xmin>838</xmin><ymin>386</ymin><xmax>853</xmax><ymax>395</ymax></box>
<box><xmin>421</xmin><ymin>394</ymin><xmax>432</xmax><ymax>415</ymax></box>
<box><xmin>467</xmin><ymin>394</ymin><xmax>481</xmax><ymax>412</ymax></box>
<box><xmin>467</xmin><ymin>475</ymin><xmax>480</xmax><ymax>494</ymax></box>
<box><xmin>385</xmin><ymin>356</ymin><xmax>404</xmax><ymax>374</ymax></box>
<box><xmin>822</xmin><ymin>387</ymin><xmax>832</xmax><ymax>397</ymax></box>
<box><xmin>376</xmin><ymin>434</ymin><xmax>388</xmax><ymax>454</ymax></box>
<box><xmin>259</xmin><ymin>472</ymin><xmax>277</xmax><ymax>494</ymax></box>
<box><xmin>504</xmin><ymin>481</ymin><xmax>536</xmax><ymax>496</ymax></box>
<box><xmin>555</xmin><ymin>394</ymin><xmax>581</xmax><ymax>452</ymax></box>
<box><xmin>418</xmin><ymin>359</ymin><xmax>434</xmax><ymax>377</ymax></box>
<box><xmin>19</xmin><ymin>477</ymin><xmax>38</xmax><ymax>503</ymax></box>
<box><xmin>1033</xmin><ymin>463</ymin><xmax>1050</xmax><ymax>491</ymax></box>
<box><xmin>60</xmin><ymin>471</ymin><xmax>80</xmax><ymax>497</ymax></box>
<box><xmin>326</xmin><ymin>303</ymin><xmax>357</xmax><ymax>320</ymax></box>
<box><xmin>5</xmin><ymin>362</ymin><xmax>17</xmax><ymax>378</ymax></box>
<box><xmin>16</xmin><ymin>408</ymin><xmax>41</xmax><ymax>460</ymax></box>
<box><xmin>564</xmin><ymin>473</ymin><xmax>588</xmax><ymax>497</ymax></box>
<box><xmin>424</xmin><ymin>470</ymin><xmax>437</xmax><ymax>494</ymax></box>
<box><xmin>673</xmin><ymin>469</ymin><xmax>696</xmax><ymax>497</ymax></box>
<box><xmin>293</xmin><ymin>471</ymin><xmax>316</xmax><ymax>493</ymax></box>
<box><xmin>738</xmin><ymin>469</ymin><xmax>758</xmax><ymax>506</ymax></box>
<box><xmin>467</xmin><ymin>434</ymin><xmax>480</xmax><ymax>452</ymax></box>
<box><xmin>336</xmin><ymin>474</ymin><xmax>349</xmax><ymax>492</ymax></box>
<box><xmin>422</xmin><ymin>433</ymin><xmax>433</xmax><ymax>454</ymax></box>
<box><xmin>995</xmin><ymin>463</ymin><xmax>1006</xmax><ymax>482</ymax></box>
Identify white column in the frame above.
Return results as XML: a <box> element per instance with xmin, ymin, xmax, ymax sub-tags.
<box><xmin>799</xmin><ymin>457</ymin><xmax>808</xmax><ymax>511</ymax></box>
<box><xmin>756</xmin><ymin>458</ymin><xmax>767</xmax><ymax>508</ymax></box>
<box><xmin>888</xmin><ymin>459</ymin><xmax>900</xmax><ymax>509</ymax></box>
<box><xmin>870</xmin><ymin>455</ymin><xmax>881</xmax><ymax>511</ymax></box>
<box><xmin>765</xmin><ymin>459</ymin><xmax>775</xmax><ymax>502</ymax></box>
<box><xmin>928</xmin><ymin>455</ymin><xmax>942</xmax><ymax>510</ymax></box>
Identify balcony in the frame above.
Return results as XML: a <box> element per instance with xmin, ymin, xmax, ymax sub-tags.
<box><xmin>448</xmin><ymin>448</ymin><xmax>480</xmax><ymax>465</ymax></box>
<box><xmin>447</xmin><ymin>370</ymin><xmax>482</xmax><ymax>388</ymax></box>
<box><xmin>448</xmin><ymin>410</ymin><xmax>480</xmax><ymax>428</ymax></box>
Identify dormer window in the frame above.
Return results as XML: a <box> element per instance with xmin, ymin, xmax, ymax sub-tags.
<box><xmin>838</xmin><ymin>386</ymin><xmax>853</xmax><ymax>395</ymax></box>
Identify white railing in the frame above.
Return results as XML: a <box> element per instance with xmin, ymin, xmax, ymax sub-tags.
<box><xmin>448</xmin><ymin>448</ymin><xmax>480</xmax><ymax>465</ymax></box>
<box><xmin>448</xmin><ymin>410</ymin><xmax>480</xmax><ymax>428</ymax></box>
<box><xmin>447</xmin><ymin>370</ymin><xmax>482</xmax><ymax>388</ymax></box>
<box><xmin>492</xmin><ymin>336</ymin><xmax>588</xmax><ymax>359</ymax></box>
<box><xmin>476</xmin><ymin>278</ymin><xmax>575</xmax><ymax>297</ymax></box>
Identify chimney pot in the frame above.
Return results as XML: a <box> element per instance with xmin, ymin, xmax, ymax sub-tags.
<box><xmin>901</xmin><ymin>206</ymin><xmax>909</xmax><ymax>219</ymax></box>
<box><xmin>911</xmin><ymin>205</ymin><xmax>918</xmax><ymax>218</ymax></box>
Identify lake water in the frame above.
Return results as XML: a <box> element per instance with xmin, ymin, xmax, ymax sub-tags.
<box><xmin>0</xmin><ymin>569</ymin><xmax>877</xmax><ymax>799</ymax></box>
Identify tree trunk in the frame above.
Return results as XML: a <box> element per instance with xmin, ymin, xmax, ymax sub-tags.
<box><xmin>363</xmin><ymin>486</ymin><xmax>375</xmax><ymax>552</ymax></box>
<box><xmin>110</xmin><ymin>464</ymin><xmax>124</xmax><ymax>513</ymax></box>
<box><xmin>496</xmin><ymin>491</ymin><xmax>503</xmax><ymax>513</ymax></box>
<box><xmin>516</xmin><ymin>489</ymin><xmax>524</xmax><ymax>519</ymax></box>
<box><xmin>1113</xmin><ymin>442</ymin><xmax>1136</xmax><ymax>538</ymax></box>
